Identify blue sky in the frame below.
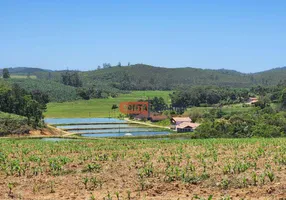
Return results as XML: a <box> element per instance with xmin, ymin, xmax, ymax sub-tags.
<box><xmin>0</xmin><ymin>0</ymin><xmax>285</xmax><ymax>73</ymax></box>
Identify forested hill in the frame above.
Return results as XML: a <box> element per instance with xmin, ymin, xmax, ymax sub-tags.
<box><xmin>84</xmin><ymin>65</ymin><xmax>252</xmax><ymax>89</ymax></box>
<box><xmin>2</xmin><ymin>64</ymin><xmax>286</xmax><ymax>90</ymax></box>
<box><xmin>252</xmin><ymin>67</ymin><xmax>286</xmax><ymax>85</ymax></box>
<box><xmin>0</xmin><ymin>67</ymin><xmax>51</xmax><ymax>75</ymax></box>
<box><xmin>88</xmin><ymin>64</ymin><xmax>286</xmax><ymax>89</ymax></box>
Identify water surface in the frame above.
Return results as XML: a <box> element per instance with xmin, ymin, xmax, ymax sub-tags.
<box><xmin>81</xmin><ymin>131</ymin><xmax>170</xmax><ymax>138</ymax></box>
<box><xmin>45</xmin><ymin>118</ymin><xmax>125</xmax><ymax>124</ymax></box>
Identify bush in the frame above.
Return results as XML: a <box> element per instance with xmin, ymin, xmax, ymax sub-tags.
<box><xmin>0</xmin><ymin>112</ymin><xmax>31</xmax><ymax>136</ymax></box>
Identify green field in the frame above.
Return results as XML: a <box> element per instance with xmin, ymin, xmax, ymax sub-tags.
<box><xmin>10</xmin><ymin>75</ymin><xmax>37</xmax><ymax>79</ymax></box>
<box><xmin>184</xmin><ymin>103</ymin><xmax>255</xmax><ymax>117</ymax></box>
<box><xmin>45</xmin><ymin>91</ymin><xmax>171</xmax><ymax>118</ymax></box>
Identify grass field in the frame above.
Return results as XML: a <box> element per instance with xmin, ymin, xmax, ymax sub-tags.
<box><xmin>10</xmin><ymin>75</ymin><xmax>37</xmax><ymax>79</ymax></box>
<box><xmin>184</xmin><ymin>103</ymin><xmax>255</xmax><ymax>117</ymax></box>
<box><xmin>45</xmin><ymin>91</ymin><xmax>171</xmax><ymax>118</ymax></box>
<box><xmin>0</xmin><ymin>138</ymin><xmax>285</xmax><ymax>199</ymax></box>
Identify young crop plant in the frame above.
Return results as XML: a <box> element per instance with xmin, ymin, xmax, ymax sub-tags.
<box><xmin>83</xmin><ymin>177</ymin><xmax>89</xmax><ymax>189</ymax></box>
<box><xmin>259</xmin><ymin>172</ymin><xmax>266</xmax><ymax>185</ymax></box>
<box><xmin>111</xmin><ymin>152</ymin><xmax>119</xmax><ymax>161</ymax></box>
<box><xmin>139</xmin><ymin>176</ymin><xmax>146</xmax><ymax>191</ymax></box>
<box><xmin>212</xmin><ymin>150</ymin><xmax>218</xmax><ymax>162</ymax></box>
<box><xmin>90</xmin><ymin>177</ymin><xmax>98</xmax><ymax>189</ymax></box>
<box><xmin>7</xmin><ymin>182</ymin><xmax>14</xmax><ymax>197</ymax></box>
<box><xmin>241</xmin><ymin>176</ymin><xmax>248</xmax><ymax>188</ymax></box>
<box><xmin>89</xmin><ymin>193</ymin><xmax>96</xmax><ymax>200</ymax></box>
<box><xmin>221</xmin><ymin>178</ymin><xmax>230</xmax><ymax>189</ymax></box>
<box><xmin>223</xmin><ymin>163</ymin><xmax>232</xmax><ymax>174</ymax></box>
<box><xmin>127</xmin><ymin>190</ymin><xmax>131</xmax><ymax>200</ymax></box>
<box><xmin>192</xmin><ymin>194</ymin><xmax>213</xmax><ymax>200</ymax></box>
<box><xmin>50</xmin><ymin>181</ymin><xmax>55</xmax><ymax>193</ymax></box>
<box><xmin>105</xmin><ymin>191</ymin><xmax>112</xmax><ymax>200</ymax></box>
<box><xmin>115</xmin><ymin>191</ymin><xmax>120</xmax><ymax>200</ymax></box>
<box><xmin>9</xmin><ymin>159</ymin><xmax>22</xmax><ymax>176</ymax></box>
<box><xmin>49</xmin><ymin>158</ymin><xmax>63</xmax><ymax>175</ymax></box>
<box><xmin>266</xmin><ymin>171</ymin><xmax>275</xmax><ymax>182</ymax></box>
<box><xmin>141</xmin><ymin>163</ymin><xmax>154</xmax><ymax>177</ymax></box>
<box><xmin>83</xmin><ymin>163</ymin><xmax>101</xmax><ymax>173</ymax></box>
<box><xmin>234</xmin><ymin>161</ymin><xmax>250</xmax><ymax>174</ymax></box>
<box><xmin>220</xmin><ymin>195</ymin><xmax>232</xmax><ymax>200</ymax></box>
<box><xmin>186</xmin><ymin>162</ymin><xmax>196</xmax><ymax>172</ymax></box>
<box><xmin>251</xmin><ymin>172</ymin><xmax>258</xmax><ymax>186</ymax></box>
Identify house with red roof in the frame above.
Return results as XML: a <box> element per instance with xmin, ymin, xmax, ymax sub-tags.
<box><xmin>170</xmin><ymin>117</ymin><xmax>200</xmax><ymax>132</ymax></box>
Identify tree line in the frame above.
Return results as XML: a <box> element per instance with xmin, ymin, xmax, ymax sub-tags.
<box><xmin>170</xmin><ymin>86</ymin><xmax>250</xmax><ymax>113</ymax></box>
<box><xmin>0</xmin><ymin>81</ymin><xmax>48</xmax><ymax>128</ymax></box>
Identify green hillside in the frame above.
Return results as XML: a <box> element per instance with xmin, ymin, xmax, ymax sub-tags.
<box><xmin>2</xmin><ymin>65</ymin><xmax>286</xmax><ymax>103</ymax></box>
<box><xmin>0</xmin><ymin>67</ymin><xmax>51</xmax><ymax>75</ymax></box>
<box><xmin>31</xmin><ymin>64</ymin><xmax>286</xmax><ymax>89</ymax></box>
<box><xmin>7</xmin><ymin>78</ymin><xmax>79</xmax><ymax>102</ymax></box>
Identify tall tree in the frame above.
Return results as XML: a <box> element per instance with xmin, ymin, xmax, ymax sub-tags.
<box><xmin>151</xmin><ymin>97</ymin><xmax>167</xmax><ymax>112</ymax></box>
<box><xmin>281</xmin><ymin>89</ymin><xmax>286</xmax><ymax>108</ymax></box>
<box><xmin>2</xmin><ymin>68</ymin><xmax>10</xmax><ymax>79</ymax></box>
<box><xmin>61</xmin><ymin>70</ymin><xmax>82</xmax><ymax>87</ymax></box>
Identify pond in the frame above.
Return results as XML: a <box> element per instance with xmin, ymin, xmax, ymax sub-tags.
<box><xmin>56</xmin><ymin>124</ymin><xmax>131</xmax><ymax>129</ymax></box>
<box><xmin>45</xmin><ymin>118</ymin><xmax>126</xmax><ymax>124</ymax></box>
<box><xmin>45</xmin><ymin>118</ymin><xmax>170</xmax><ymax>138</ymax></box>
<box><xmin>68</xmin><ymin>128</ymin><xmax>157</xmax><ymax>134</ymax></box>
<box><xmin>81</xmin><ymin>131</ymin><xmax>170</xmax><ymax>138</ymax></box>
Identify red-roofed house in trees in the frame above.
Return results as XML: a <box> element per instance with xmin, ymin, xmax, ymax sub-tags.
<box><xmin>170</xmin><ymin>117</ymin><xmax>200</xmax><ymax>132</ymax></box>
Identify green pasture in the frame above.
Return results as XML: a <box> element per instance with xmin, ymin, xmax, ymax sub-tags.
<box><xmin>10</xmin><ymin>75</ymin><xmax>37</xmax><ymax>79</ymax></box>
<box><xmin>183</xmin><ymin>103</ymin><xmax>256</xmax><ymax>116</ymax></box>
<box><xmin>45</xmin><ymin>91</ymin><xmax>171</xmax><ymax>118</ymax></box>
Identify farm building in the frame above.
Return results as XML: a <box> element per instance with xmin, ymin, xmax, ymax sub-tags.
<box><xmin>170</xmin><ymin>117</ymin><xmax>200</xmax><ymax>132</ymax></box>
<box><xmin>170</xmin><ymin>117</ymin><xmax>192</xmax><ymax>129</ymax></box>
<box><xmin>176</xmin><ymin>122</ymin><xmax>200</xmax><ymax>133</ymax></box>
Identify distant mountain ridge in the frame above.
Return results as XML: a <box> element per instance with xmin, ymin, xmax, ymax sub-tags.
<box><xmin>0</xmin><ymin>67</ymin><xmax>51</xmax><ymax>75</ymax></box>
<box><xmin>2</xmin><ymin>64</ymin><xmax>286</xmax><ymax>89</ymax></box>
<box><xmin>2</xmin><ymin>65</ymin><xmax>286</xmax><ymax>74</ymax></box>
